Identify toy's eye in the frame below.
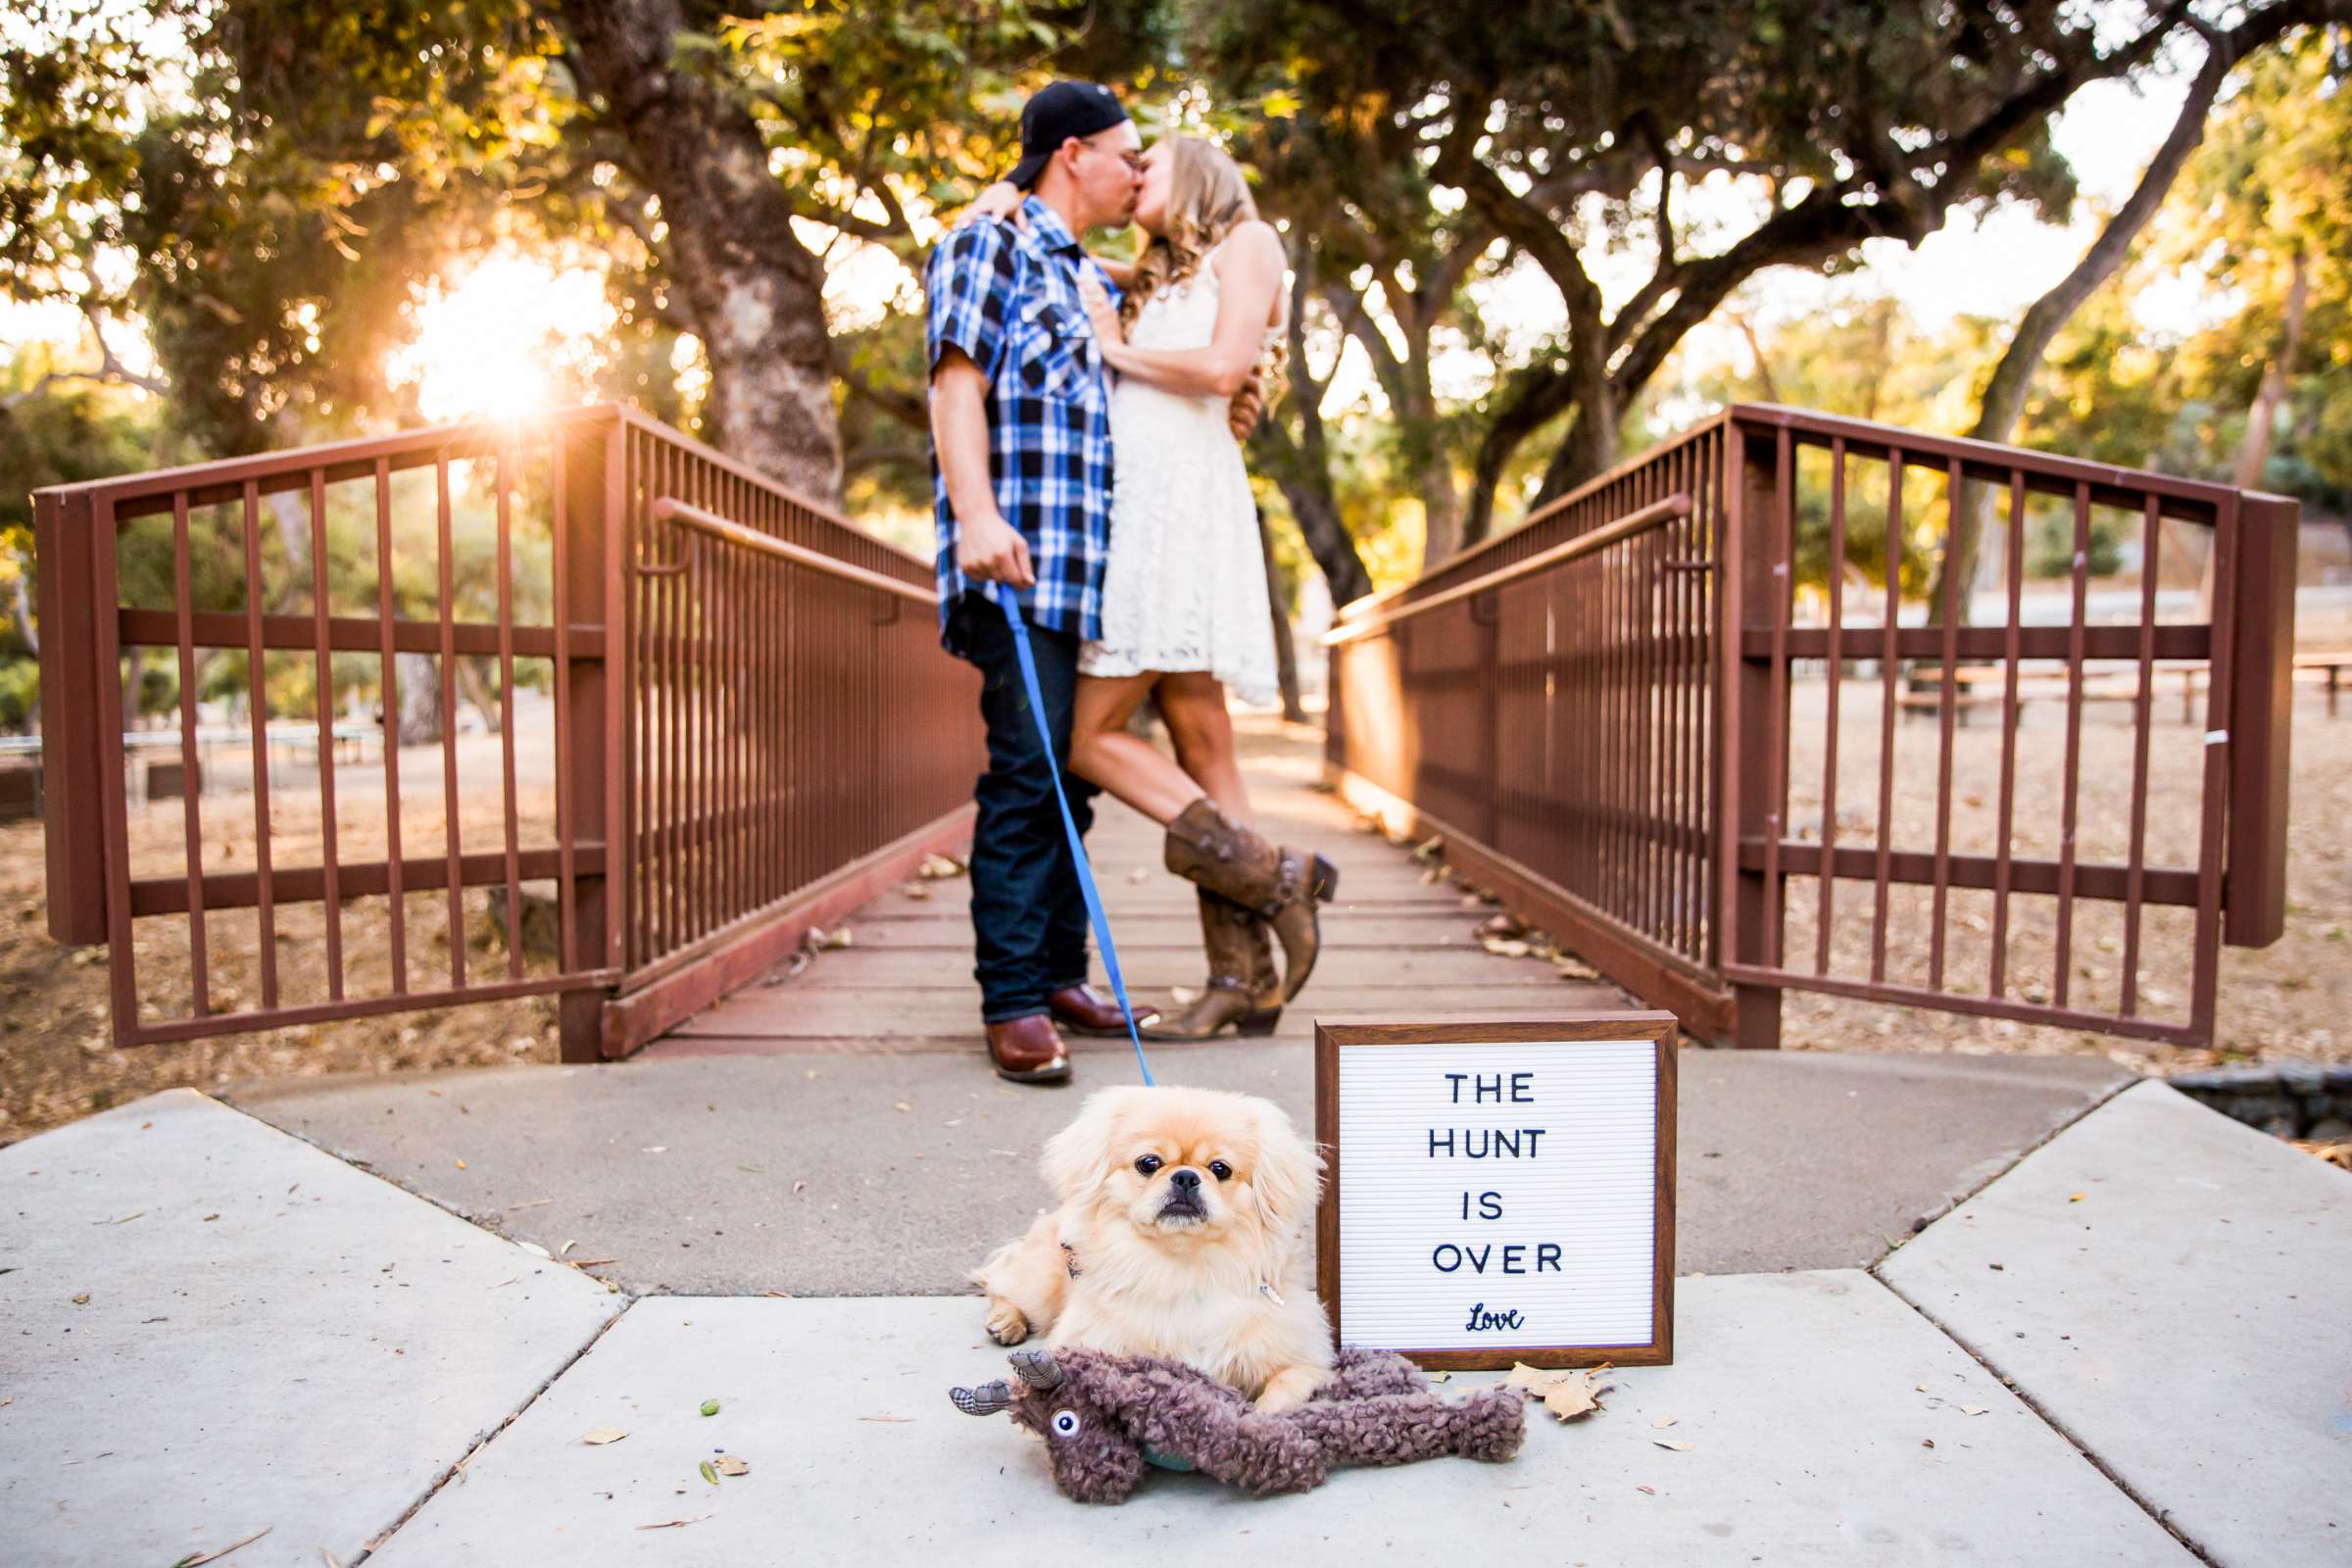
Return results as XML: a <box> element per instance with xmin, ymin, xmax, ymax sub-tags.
<box><xmin>1051</xmin><ymin>1409</ymin><xmax>1083</xmax><ymax>1439</ymax></box>
<box><xmin>1208</xmin><ymin>1160</ymin><xmax>1233</xmax><ymax>1181</ymax></box>
<box><xmin>1134</xmin><ymin>1154</ymin><xmax>1162</xmax><ymax>1176</ymax></box>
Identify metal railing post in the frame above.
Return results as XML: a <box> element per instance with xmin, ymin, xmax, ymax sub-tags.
<box><xmin>1724</xmin><ymin>419</ymin><xmax>1786</xmax><ymax>1047</ymax></box>
<box><xmin>33</xmin><ymin>488</ymin><xmax>108</xmax><ymax>946</ymax></box>
<box><xmin>2225</xmin><ymin>492</ymin><xmax>2299</xmax><ymax>949</ymax></box>
<box><xmin>558</xmin><ymin>410</ymin><xmax>627</xmax><ymax>1061</ymax></box>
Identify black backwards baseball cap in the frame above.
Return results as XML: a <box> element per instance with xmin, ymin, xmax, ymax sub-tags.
<box><xmin>1006</xmin><ymin>81</ymin><xmax>1129</xmax><ymax>190</ymax></box>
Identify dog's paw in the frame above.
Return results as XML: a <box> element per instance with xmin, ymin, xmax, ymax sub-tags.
<box><xmin>984</xmin><ymin>1299</ymin><xmax>1030</xmax><ymax>1346</ymax></box>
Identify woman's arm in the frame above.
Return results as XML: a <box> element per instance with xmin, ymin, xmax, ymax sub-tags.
<box><xmin>953</xmin><ymin>183</ymin><xmax>1137</xmax><ymax>286</ymax></box>
<box><xmin>1078</xmin><ymin>221</ymin><xmax>1285</xmax><ymax>399</ymax></box>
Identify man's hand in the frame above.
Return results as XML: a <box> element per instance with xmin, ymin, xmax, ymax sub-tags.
<box><xmin>957</xmin><ymin>511</ymin><xmax>1036</xmax><ymax>590</ymax></box>
<box><xmin>1226</xmin><ymin>361</ymin><xmax>1268</xmax><ymax>443</ymax></box>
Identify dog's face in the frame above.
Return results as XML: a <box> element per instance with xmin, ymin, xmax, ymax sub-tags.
<box><xmin>1041</xmin><ymin>1086</ymin><xmax>1321</xmax><ymax>1250</ymax></box>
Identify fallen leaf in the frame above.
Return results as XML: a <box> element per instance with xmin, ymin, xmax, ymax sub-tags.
<box><xmin>1480</xmin><ymin>937</ymin><xmax>1533</xmax><ymax>958</ymax></box>
<box><xmin>791</xmin><ymin>1181</ymin><xmax>807</xmax><ymax>1195</ymax></box>
<box><xmin>2068</xmin><ymin>1193</ymin><xmax>2084</xmax><ymax>1203</ymax></box>
<box><xmin>699</xmin><ymin>1460</ymin><xmax>718</xmax><ymax>1486</ymax></box>
<box><xmin>518</xmin><ymin>1242</ymin><xmax>550</xmax><ymax>1259</ymax></box>
<box><xmin>893</xmin><ymin>1102</ymin><xmax>911</xmax><ymax>1113</ymax></box>
<box><xmin>560</xmin><ymin>1241</ymin><xmax>576</xmax><ymax>1256</ymax></box>
<box><xmin>97</xmin><ymin>1210</ymin><xmax>143</xmax><ymax>1225</ymax></box>
<box><xmin>636</xmin><ymin>1516</ymin><xmax>710</xmax><ymax>1531</ymax></box>
<box><xmin>809</xmin><ymin>926</ymin><xmax>854</xmax><ymax>951</ymax></box>
<box><xmin>202</xmin><ymin>1214</ymin><xmax>220</xmax><ymax>1221</ymax></box>
<box><xmin>71</xmin><ymin>1294</ymin><xmax>89</xmax><ymax>1305</ymax></box>
<box><xmin>1411</xmin><ymin>835</ymin><xmax>1443</xmax><ymax>862</ymax></box>
<box><xmin>700</xmin><ymin>1398</ymin><xmax>721</xmax><ymax>1417</ymax></box>
<box><xmin>918</xmin><ymin>853</ymin><xmax>965</xmax><ymax>880</ymax></box>
<box><xmin>1653</xmin><ymin>1439</ymin><xmax>1693</xmax><ymax>1452</ymax></box>
<box><xmin>899</xmin><ymin>882</ymin><xmax>930</xmax><ymax>901</ymax></box>
<box><xmin>454</xmin><ymin>1158</ymin><xmax>467</xmax><ymax>1170</ymax></box>
<box><xmin>1958</xmin><ymin>1405</ymin><xmax>1989</xmax><ymax>1416</ymax></box>
<box><xmin>1505</xmin><ymin>1363</ymin><xmax>1612</xmax><ymax>1421</ymax></box>
<box><xmin>714</xmin><ymin>1455</ymin><xmax>749</xmax><ymax>1476</ymax></box>
<box><xmin>1651</xmin><ymin>1416</ymin><xmax>1679</xmax><ymax>1429</ymax></box>
<box><xmin>1636</xmin><ymin>1485</ymin><xmax>1656</xmax><ymax>1495</ymax></box>
<box><xmin>1922</xmin><ymin>1439</ymin><xmax>1936</xmax><ymax>1449</ymax></box>
<box><xmin>581</xmin><ymin>1428</ymin><xmax>629</xmax><ymax>1446</ymax></box>
<box><xmin>567</xmin><ymin>1258</ymin><xmax>617</xmax><ymax>1268</ymax></box>
<box><xmin>320</xmin><ymin>1550</ymin><xmax>345</xmax><ymax>1568</ymax></box>
<box><xmin>1477</xmin><ymin>913</ymin><xmax>1527</xmax><ymax>940</ymax></box>
<box><xmin>171</xmin><ymin>1526</ymin><xmax>272</xmax><ymax>1566</ymax></box>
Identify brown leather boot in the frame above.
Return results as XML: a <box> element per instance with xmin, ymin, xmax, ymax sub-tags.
<box><xmin>1048</xmin><ymin>983</ymin><xmax>1159</xmax><ymax>1037</ymax></box>
<box><xmin>985</xmin><ymin>1013</ymin><xmax>1071</xmax><ymax>1084</ymax></box>
<box><xmin>1161</xmin><ymin>798</ymin><xmax>1339</xmax><ymax>1003</ymax></box>
<box><xmin>1146</xmin><ymin>891</ymin><xmax>1283</xmax><ymax>1041</ymax></box>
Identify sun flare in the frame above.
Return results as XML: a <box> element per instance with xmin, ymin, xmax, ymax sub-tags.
<box><xmin>386</xmin><ymin>251</ymin><xmax>618</xmax><ymax>424</ymax></box>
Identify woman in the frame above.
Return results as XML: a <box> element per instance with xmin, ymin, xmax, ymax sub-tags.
<box><xmin>963</xmin><ymin>136</ymin><xmax>1335</xmax><ymax>1038</ymax></box>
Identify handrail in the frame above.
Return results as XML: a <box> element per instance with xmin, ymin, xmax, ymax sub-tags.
<box><xmin>1323</xmin><ymin>492</ymin><xmax>1691</xmax><ymax>645</ymax></box>
<box><xmin>651</xmin><ymin>497</ymin><xmax>939</xmax><ymax>605</ymax></box>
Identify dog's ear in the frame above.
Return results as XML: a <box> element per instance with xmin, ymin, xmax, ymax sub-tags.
<box><xmin>1249</xmin><ymin>1102</ymin><xmax>1324</xmax><ymax>1235</ymax></box>
<box><xmin>1040</xmin><ymin>1088</ymin><xmax>1131</xmax><ymax>1204</ymax></box>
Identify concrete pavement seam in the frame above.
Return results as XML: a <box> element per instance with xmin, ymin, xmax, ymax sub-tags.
<box><xmin>353</xmin><ymin>1300</ymin><xmax>639</xmax><ymax>1563</ymax></box>
<box><xmin>1863</xmin><ymin>1268</ymin><xmax>2214</xmax><ymax>1565</ymax></box>
<box><xmin>1863</xmin><ymin>1068</ymin><xmax>2142</xmax><ymax>1270</ymax></box>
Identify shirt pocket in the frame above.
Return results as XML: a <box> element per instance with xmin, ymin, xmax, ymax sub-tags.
<box><xmin>1013</xmin><ymin>296</ymin><xmax>1095</xmax><ymax>404</ymax></box>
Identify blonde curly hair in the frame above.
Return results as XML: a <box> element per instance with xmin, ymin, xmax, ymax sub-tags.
<box><xmin>1122</xmin><ymin>135</ymin><xmax>1290</xmax><ymax>394</ymax></box>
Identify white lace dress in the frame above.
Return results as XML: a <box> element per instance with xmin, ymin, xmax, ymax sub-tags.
<box><xmin>1079</xmin><ymin>256</ymin><xmax>1280</xmax><ymax>707</ymax></box>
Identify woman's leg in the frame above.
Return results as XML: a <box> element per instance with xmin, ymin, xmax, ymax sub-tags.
<box><xmin>1069</xmin><ymin>671</ymin><xmax>1207</xmax><ymax>824</ymax></box>
<box><xmin>1156</xmin><ymin>671</ymin><xmax>1252</xmax><ymax>825</ymax></box>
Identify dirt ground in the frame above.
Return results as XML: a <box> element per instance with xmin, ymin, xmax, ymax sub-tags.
<box><xmin>6</xmin><ymin>652</ymin><xmax>2349</xmax><ymax>1147</ymax></box>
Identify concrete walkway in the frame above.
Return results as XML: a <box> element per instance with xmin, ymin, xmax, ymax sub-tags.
<box><xmin>4</xmin><ymin>739</ymin><xmax>2347</xmax><ymax>1564</ymax></box>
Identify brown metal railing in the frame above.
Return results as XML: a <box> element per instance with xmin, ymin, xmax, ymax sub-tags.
<box><xmin>32</xmin><ymin>404</ymin><xmax>982</xmax><ymax>1058</ymax></box>
<box><xmin>1325</xmin><ymin>404</ymin><xmax>2296</xmax><ymax>1048</ymax></box>
<box><xmin>1326</xmin><ymin>421</ymin><xmax>1732</xmax><ymax>1034</ymax></box>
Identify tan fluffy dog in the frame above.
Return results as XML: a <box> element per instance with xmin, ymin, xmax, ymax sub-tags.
<box><xmin>973</xmin><ymin>1085</ymin><xmax>1335</xmax><ymax>1412</ymax></box>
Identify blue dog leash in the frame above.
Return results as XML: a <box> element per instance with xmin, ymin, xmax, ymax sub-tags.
<box><xmin>987</xmin><ymin>584</ymin><xmax>1154</xmax><ymax>1087</ymax></box>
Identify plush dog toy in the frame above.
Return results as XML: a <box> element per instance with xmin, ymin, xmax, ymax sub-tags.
<box><xmin>950</xmin><ymin>1345</ymin><xmax>1525</xmax><ymax>1502</ymax></box>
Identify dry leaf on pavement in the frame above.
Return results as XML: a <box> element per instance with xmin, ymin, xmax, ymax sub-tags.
<box><xmin>580</xmin><ymin>1428</ymin><xmax>628</xmax><ymax>1446</ymax></box>
<box><xmin>918</xmin><ymin>854</ymin><xmax>965</xmax><ymax>880</ymax></box>
<box><xmin>170</xmin><ymin>1526</ymin><xmax>272</xmax><ymax>1567</ymax></box>
<box><xmin>714</xmin><ymin>1455</ymin><xmax>749</xmax><ymax>1475</ymax></box>
<box><xmin>1480</xmin><ymin>936</ymin><xmax>1534</xmax><ymax>958</ymax></box>
<box><xmin>636</xmin><ymin>1516</ymin><xmax>710</xmax><ymax>1531</ymax></box>
<box><xmin>1958</xmin><ymin>1405</ymin><xmax>1988</xmax><ymax>1416</ymax></box>
<box><xmin>1504</xmin><ymin>1362</ymin><xmax>1612</xmax><ymax>1421</ymax></box>
<box><xmin>1653</xmin><ymin>1439</ymin><xmax>1694</xmax><ymax>1452</ymax></box>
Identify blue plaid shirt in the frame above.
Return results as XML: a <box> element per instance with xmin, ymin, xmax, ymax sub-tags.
<box><xmin>924</xmin><ymin>197</ymin><xmax>1119</xmax><ymax>654</ymax></box>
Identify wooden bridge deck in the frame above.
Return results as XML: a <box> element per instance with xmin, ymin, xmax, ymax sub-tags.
<box><xmin>650</xmin><ymin>718</ymin><xmax>1631</xmax><ymax>1056</ymax></box>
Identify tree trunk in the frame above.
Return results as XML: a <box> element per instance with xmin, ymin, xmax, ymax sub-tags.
<box><xmin>1931</xmin><ymin>41</ymin><xmax>2231</xmax><ymax>620</ymax></box>
<box><xmin>2200</xmin><ymin>246</ymin><xmax>2311</xmax><ymax>614</ymax></box>
<box><xmin>1256</xmin><ymin>505</ymin><xmax>1308</xmax><ymax>723</ymax></box>
<box><xmin>2233</xmin><ymin>249</ymin><xmax>2310</xmax><ymax>491</ymax></box>
<box><xmin>556</xmin><ymin>0</ymin><xmax>843</xmax><ymax>504</ymax></box>
<box><xmin>394</xmin><ymin>651</ymin><xmax>441</xmax><ymax>746</ymax></box>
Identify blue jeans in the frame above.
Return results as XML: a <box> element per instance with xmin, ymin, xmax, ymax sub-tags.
<box><xmin>951</xmin><ymin>592</ymin><xmax>1097</xmax><ymax>1023</ymax></box>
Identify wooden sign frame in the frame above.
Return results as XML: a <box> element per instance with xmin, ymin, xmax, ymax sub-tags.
<box><xmin>1314</xmin><ymin>1014</ymin><xmax>1677</xmax><ymax>1369</ymax></box>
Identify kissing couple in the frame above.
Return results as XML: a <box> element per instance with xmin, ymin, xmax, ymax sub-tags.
<box><xmin>925</xmin><ymin>79</ymin><xmax>1338</xmax><ymax>1085</ymax></box>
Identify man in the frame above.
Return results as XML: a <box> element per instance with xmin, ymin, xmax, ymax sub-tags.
<box><xmin>925</xmin><ymin>81</ymin><xmax>1154</xmax><ymax>1085</ymax></box>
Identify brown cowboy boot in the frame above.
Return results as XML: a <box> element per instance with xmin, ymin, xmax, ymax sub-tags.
<box><xmin>1146</xmin><ymin>890</ymin><xmax>1283</xmax><ymax>1041</ymax></box>
<box><xmin>1161</xmin><ymin>798</ymin><xmax>1339</xmax><ymax>1003</ymax></box>
<box><xmin>985</xmin><ymin>1014</ymin><xmax>1071</xmax><ymax>1085</ymax></box>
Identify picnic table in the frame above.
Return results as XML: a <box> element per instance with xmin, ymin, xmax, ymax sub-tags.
<box><xmin>1899</xmin><ymin>650</ymin><xmax>2352</xmax><ymax>726</ymax></box>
